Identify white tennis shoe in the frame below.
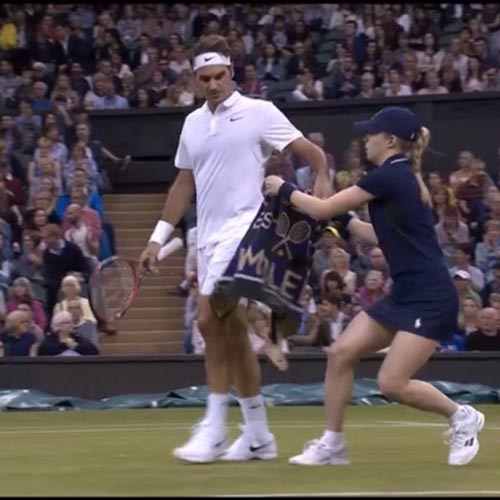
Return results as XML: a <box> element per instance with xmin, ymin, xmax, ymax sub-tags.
<box><xmin>220</xmin><ymin>425</ymin><xmax>277</xmax><ymax>461</ymax></box>
<box><xmin>289</xmin><ymin>439</ymin><xmax>350</xmax><ymax>466</ymax></box>
<box><xmin>445</xmin><ymin>405</ymin><xmax>485</xmax><ymax>466</ymax></box>
<box><xmin>172</xmin><ymin>421</ymin><xmax>228</xmax><ymax>463</ymax></box>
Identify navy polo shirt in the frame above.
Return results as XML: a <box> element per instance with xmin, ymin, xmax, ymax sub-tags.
<box><xmin>357</xmin><ymin>154</ymin><xmax>454</xmax><ymax>303</ymax></box>
<box><xmin>0</xmin><ymin>331</ymin><xmax>38</xmax><ymax>356</ymax></box>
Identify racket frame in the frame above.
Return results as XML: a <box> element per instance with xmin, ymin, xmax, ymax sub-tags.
<box><xmin>89</xmin><ymin>256</ymin><xmax>145</xmax><ymax>323</ymax></box>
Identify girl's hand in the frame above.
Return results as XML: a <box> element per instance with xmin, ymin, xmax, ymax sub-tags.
<box><xmin>263</xmin><ymin>175</ymin><xmax>285</xmax><ymax>197</ymax></box>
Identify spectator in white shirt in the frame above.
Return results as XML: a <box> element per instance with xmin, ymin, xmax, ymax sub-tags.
<box><xmin>93</xmin><ymin>78</ymin><xmax>129</xmax><ymax>110</ymax></box>
<box><xmin>116</xmin><ymin>4</ymin><xmax>142</xmax><ymax>49</ymax></box>
<box><xmin>475</xmin><ymin>219</ymin><xmax>500</xmax><ymax>281</ymax></box>
<box><xmin>83</xmin><ymin>72</ymin><xmax>107</xmax><ymax>110</ymax></box>
<box><xmin>176</xmin><ymin>69</ymin><xmax>196</xmax><ymax>106</ymax></box>
<box><xmin>326</xmin><ymin>43</ymin><xmax>347</xmax><ymax>77</ymax></box>
<box><xmin>449</xmin><ymin>242</ymin><xmax>485</xmax><ymax>293</ymax></box>
<box><xmin>449</xmin><ymin>37</ymin><xmax>470</xmax><ymax>82</ymax></box>
<box><xmin>384</xmin><ymin>67</ymin><xmax>412</xmax><ymax>96</ymax></box>
<box><xmin>435</xmin><ymin>207</ymin><xmax>471</xmax><ymax>265</ymax></box>
<box><xmin>110</xmin><ymin>51</ymin><xmax>132</xmax><ymax>79</ymax></box>
<box><xmin>483</xmin><ymin>66</ymin><xmax>500</xmax><ymax>91</ymax></box>
<box><xmin>328</xmin><ymin>4</ymin><xmax>352</xmax><ymax>29</ymax></box>
<box><xmin>357</xmin><ymin>71</ymin><xmax>383</xmax><ymax>98</ymax></box>
<box><xmin>168</xmin><ymin>46</ymin><xmax>192</xmax><ymax>77</ymax></box>
<box><xmin>358</xmin><ymin>9</ymin><xmax>376</xmax><ymax>38</ymax></box>
<box><xmin>416</xmin><ymin>32</ymin><xmax>444</xmax><ymax>73</ymax></box>
<box><xmin>172</xmin><ymin>4</ymin><xmax>194</xmax><ymax>45</ymax></box>
<box><xmin>256</xmin><ymin>42</ymin><xmax>285</xmax><ymax>82</ymax></box>
<box><xmin>62</xmin><ymin>203</ymin><xmax>99</xmax><ymax>270</ymax></box>
<box><xmin>463</xmin><ymin>55</ymin><xmax>485</xmax><ymax>92</ymax></box>
<box><xmin>271</xmin><ymin>16</ymin><xmax>289</xmax><ymax>50</ymax></box>
<box><xmin>417</xmin><ymin>69</ymin><xmax>449</xmax><ymax>95</ymax></box>
<box><xmin>393</xmin><ymin>4</ymin><xmax>411</xmax><ymax>33</ymax></box>
<box><xmin>292</xmin><ymin>67</ymin><xmax>324</xmax><ymax>102</ymax></box>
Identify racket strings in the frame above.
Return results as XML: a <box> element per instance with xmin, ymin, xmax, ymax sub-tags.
<box><xmin>90</xmin><ymin>259</ymin><xmax>137</xmax><ymax>322</ymax></box>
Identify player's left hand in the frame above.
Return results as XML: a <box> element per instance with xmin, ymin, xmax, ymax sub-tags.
<box><xmin>263</xmin><ymin>175</ymin><xmax>285</xmax><ymax>197</ymax></box>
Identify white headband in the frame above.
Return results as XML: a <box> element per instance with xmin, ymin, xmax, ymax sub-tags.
<box><xmin>193</xmin><ymin>52</ymin><xmax>231</xmax><ymax>71</ymax></box>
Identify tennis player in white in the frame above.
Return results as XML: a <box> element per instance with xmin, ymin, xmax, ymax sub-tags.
<box><xmin>140</xmin><ymin>34</ymin><xmax>330</xmax><ymax>463</ymax></box>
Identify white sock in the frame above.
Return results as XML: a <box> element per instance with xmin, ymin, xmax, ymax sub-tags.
<box><xmin>320</xmin><ymin>430</ymin><xmax>345</xmax><ymax>448</ymax></box>
<box><xmin>239</xmin><ymin>395</ymin><xmax>271</xmax><ymax>441</ymax></box>
<box><xmin>204</xmin><ymin>393</ymin><xmax>229</xmax><ymax>428</ymax></box>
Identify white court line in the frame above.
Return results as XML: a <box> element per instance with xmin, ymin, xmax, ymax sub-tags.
<box><xmin>0</xmin><ymin>422</ymin><xmax>386</xmax><ymax>435</ymax></box>
<box><xmin>0</xmin><ymin>420</ymin><xmax>497</xmax><ymax>435</ymax></box>
<box><xmin>216</xmin><ymin>491</ymin><xmax>500</xmax><ymax>498</ymax></box>
<box><xmin>0</xmin><ymin>421</ymin><xmax>423</xmax><ymax>435</ymax></box>
<box><xmin>0</xmin><ymin>421</ymin><xmax>443</xmax><ymax>434</ymax></box>
<box><xmin>0</xmin><ymin>420</ymin><xmax>356</xmax><ymax>432</ymax></box>
<box><xmin>381</xmin><ymin>420</ymin><xmax>443</xmax><ymax>427</ymax></box>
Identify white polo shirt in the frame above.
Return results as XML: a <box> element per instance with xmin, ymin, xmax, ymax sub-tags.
<box><xmin>175</xmin><ymin>91</ymin><xmax>303</xmax><ymax>248</ymax></box>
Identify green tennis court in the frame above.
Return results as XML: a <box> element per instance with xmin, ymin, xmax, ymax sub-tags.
<box><xmin>1</xmin><ymin>405</ymin><xmax>499</xmax><ymax>497</ymax></box>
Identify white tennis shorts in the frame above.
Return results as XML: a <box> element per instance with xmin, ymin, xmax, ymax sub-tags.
<box><xmin>197</xmin><ymin>236</ymin><xmax>243</xmax><ymax>296</ymax></box>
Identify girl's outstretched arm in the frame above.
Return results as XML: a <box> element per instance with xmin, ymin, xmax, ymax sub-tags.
<box><xmin>264</xmin><ymin>176</ymin><xmax>374</xmax><ymax>220</ymax></box>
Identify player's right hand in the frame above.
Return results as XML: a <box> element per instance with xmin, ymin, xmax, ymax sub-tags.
<box><xmin>139</xmin><ymin>242</ymin><xmax>161</xmax><ymax>274</ymax></box>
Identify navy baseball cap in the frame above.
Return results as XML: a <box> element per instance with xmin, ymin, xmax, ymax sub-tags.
<box><xmin>353</xmin><ymin>106</ymin><xmax>422</xmax><ymax>142</ymax></box>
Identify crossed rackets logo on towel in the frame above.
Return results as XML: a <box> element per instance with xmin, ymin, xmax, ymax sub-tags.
<box><xmin>271</xmin><ymin>212</ymin><xmax>312</xmax><ymax>259</ymax></box>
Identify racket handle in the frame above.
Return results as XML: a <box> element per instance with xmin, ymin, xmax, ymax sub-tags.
<box><xmin>158</xmin><ymin>237</ymin><xmax>184</xmax><ymax>261</ymax></box>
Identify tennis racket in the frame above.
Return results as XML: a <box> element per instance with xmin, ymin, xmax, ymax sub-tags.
<box><xmin>88</xmin><ymin>237</ymin><xmax>184</xmax><ymax>324</ymax></box>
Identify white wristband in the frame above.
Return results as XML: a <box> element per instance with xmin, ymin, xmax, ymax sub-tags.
<box><xmin>149</xmin><ymin>220</ymin><xmax>174</xmax><ymax>246</ymax></box>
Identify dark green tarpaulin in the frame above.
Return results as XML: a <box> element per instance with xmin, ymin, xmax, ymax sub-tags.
<box><xmin>1</xmin><ymin>378</ymin><xmax>499</xmax><ymax>411</ymax></box>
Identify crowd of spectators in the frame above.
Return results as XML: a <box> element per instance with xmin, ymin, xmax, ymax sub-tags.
<box><xmin>182</xmin><ymin>132</ymin><xmax>500</xmax><ymax>354</ymax></box>
<box><xmin>0</xmin><ymin>94</ymin><xmax>123</xmax><ymax>356</ymax></box>
<box><xmin>2</xmin><ymin>3</ymin><xmax>500</xmax><ymax>113</ymax></box>
<box><xmin>0</xmin><ymin>94</ymin><xmax>123</xmax><ymax>357</ymax></box>
<box><xmin>0</xmin><ymin>4</ymin><xmax>151</xmax><ymax>356</ymax></box>
<box><xmin>2</xmin><ymin>3</ymin><xmax>500</xmax><ymax>358</ymax></box>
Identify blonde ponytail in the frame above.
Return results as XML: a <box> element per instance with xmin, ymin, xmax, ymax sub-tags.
<box><xmin>407</xmin><ymin>127</ymin><xmax>432</xmax><ymax>206</ymax></box>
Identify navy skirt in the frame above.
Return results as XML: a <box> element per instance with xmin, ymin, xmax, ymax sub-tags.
<box><xmin>365</xmin><ymin>291</ymin><xmax>459</xmax><ymax>342</ymax></box>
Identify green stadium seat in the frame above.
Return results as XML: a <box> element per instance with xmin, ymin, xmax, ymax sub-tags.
<box><xmin>271</xmin><ymin>90</ymin><xmax>295</xmax><ymax>103</ymax></box>
<box><xmin>267</xmin><ymin>80</ymin><xmax>296</xmax><ymax>100</ymax></box>
<box><xmin>277</xmin><ymin>78</ymin><xmax>297</xmax><ymax>91</ymax></box>
<box><xmin>32</xmin><ymin>284</ymin><xmax>47</xmax><ymax>305</ymax></box>
<box><xmin>321</xmin><ymin>75</ymin><xmax>333</xmax><ymax>87</ymax></box>
<box><xmin>317</xmin><ymin>52</ymin><xmax>332</xmax><ymax>65</ymax></box>
<box><xmin>319</xmin><ymin>40</ymin><xmax>336</xmax><ymax>54</ymax></box>
<box><xmin>443</xmin><ymin>20</ymin><xmax>463</xmax><ymax>34</ymax></box>
<box><xmin>322</xmin><ymin>28</ymin><xmax>345</xmax><ymax>43</ymax></box>
<box><xmin>264</xmin><ymin>80</ymin><xmax>280</xmax><ymax>96</ymax></box>
<box><xmin>439</xmin><ymin>33</ymin><xmax>455</xmax><ymax>48</ymax></box>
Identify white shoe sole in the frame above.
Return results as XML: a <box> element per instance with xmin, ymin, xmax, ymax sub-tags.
<box><xmin>289</xmin><ymin>456</ymin><xmax>350</xmax><ymax>466</ymax></box>
<box><xmin>172</xmin><ymin>447</ymin><xmax>227</xmax><ymax>464</ymax></box>
<box><xmin>220</xmin><ymin>452</ymin><xmax>277</xmax><ymax>462</ymax></box>
<box><xmin>448</xmin><ymin>411</ymin><xmax>485</xmax><ymax>466</ymax></box>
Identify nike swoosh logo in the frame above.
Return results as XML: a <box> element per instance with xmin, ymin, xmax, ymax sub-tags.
<box><xmin>230</xmin><ymin>117</ymin><xmax>243</xmax><ymax>122</ymax></box>
<box><xmin>214</xmin><ymin>440</ymin><xmax>225</xmax><ymax>448</ymax></box>
<box><xmin>249</xmin><ymin>442</ymin><xmax>270</xmax><ymax>453</ymax></box>
<box><xmin>204</xmin><ymin>56</ymin><xmax>215</xmax><ymax>62</ymax></box>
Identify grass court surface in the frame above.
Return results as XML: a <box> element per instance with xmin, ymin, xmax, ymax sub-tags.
<box><xmin>1</xmin><ymin>405</ymin><xmax>499</xmax><ymax>497</ymax></box>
